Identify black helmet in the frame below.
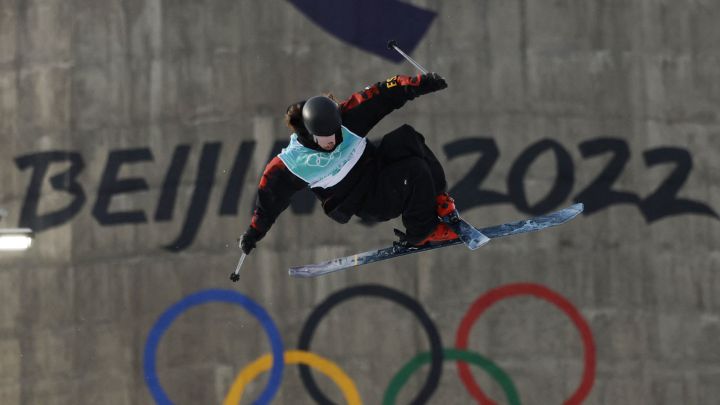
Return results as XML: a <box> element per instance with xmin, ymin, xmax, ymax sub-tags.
<box><xmin>302</xmin><ymin>96</ymin><xmax>341</xmax><ymax>136</ymax></box>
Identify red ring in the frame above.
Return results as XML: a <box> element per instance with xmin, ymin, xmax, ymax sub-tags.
<box><xmin>454</xmin><ymin>283</ymin><xmax>596</xmax><ymax>405</ymax></box>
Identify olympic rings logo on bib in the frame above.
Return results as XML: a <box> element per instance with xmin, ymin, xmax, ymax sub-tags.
<box><xmin>305</xmin><ymin>149</ymin><xmax>341</xmax><ymax>167</ymax></box>
<box><xmin>143</xmin><ymin>283</ymin><xmax>596</xmax><ymax>404</ymax></box>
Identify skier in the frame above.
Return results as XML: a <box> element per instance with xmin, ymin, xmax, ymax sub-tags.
<box><xmin>240</xmin><ymin>73</ymin><xmax>461</xmax><ymax>256</ymax></box>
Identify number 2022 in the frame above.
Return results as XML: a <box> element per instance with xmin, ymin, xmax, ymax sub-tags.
<box><xmin>444</xmin><ymin>137</ymin><xmax>718</xmax><ymax>223</ymax></box>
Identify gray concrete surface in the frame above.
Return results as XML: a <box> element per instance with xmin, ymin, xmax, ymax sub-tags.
<box><xmin>1</xmin><ymin>0</ymin><xmax>719</xmax><ymax>404</ymax></box>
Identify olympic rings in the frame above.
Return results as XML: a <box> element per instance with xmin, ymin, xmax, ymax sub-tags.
<box><xmin>143</xmin><ymin>289</ymin><xmax>285</xmax><ymax>405</ymax></box>
<box><xmin>143</xmin><ymin>284</ymin><xmax>595</xmax><ymax>404</ymax></box>
<box><xmin>383</xmin><ymin>348</ymin><xmax>521</xmax><ymax>405</ymax></box>
<box><xmin>297</xmin><ymin>284</ymin><xmax>443</xmax><ymax>405</ymax></box>
<box><xmin>223</xmin><ymin>350</ymin><xmax>361</xmax><ymax>405</ymax></box>
<box><xmin>455</xmin><ymin>283</ymin><xmax>596</xmax><ymax>405</ymax></box>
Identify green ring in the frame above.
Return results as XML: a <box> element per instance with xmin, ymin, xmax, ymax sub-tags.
<box><xmin>383</xmin><ymin>348</ymin><xmax>521</xmax><ymax>405</ymax></box>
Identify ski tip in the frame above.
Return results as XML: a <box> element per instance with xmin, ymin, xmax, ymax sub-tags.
<box><xmin>569</xmin><ymin>202</ymin><xmax>584</xmax><ymax>216</ymax></box>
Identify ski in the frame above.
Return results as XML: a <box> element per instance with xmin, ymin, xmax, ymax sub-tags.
<box><xmin>289</xmin><ymin>203</ymin><xmax>584</xmax><ymax>278</ymax></box>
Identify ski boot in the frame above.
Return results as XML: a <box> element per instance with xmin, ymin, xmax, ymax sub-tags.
<box><xmin>409</xmin><ymin>193</ymin><xmax>461</xmax><ymax>246</ymax></box>
<box><xmin>412</xmin><ymin>223</ymin><xmax>459</xmax><ymax>246</ymax></box>
<box><xmin>393</xmin><ymin>193</ymin><xmax>461</xmax><ymax>248</ymax></box>
<box><xmin>393</xmin><ymin>223</ymin><xmax>460</xmax><ymax>249</ymax></box>
<box><xmin>436</xmin><ymin>192</ymin><xmax>490</xmax><ymax>250</ymax></box>
<box><xmin>436</xmin><ymin>192</ymin><xmax>457</xmax><ymax>219</ymax></box>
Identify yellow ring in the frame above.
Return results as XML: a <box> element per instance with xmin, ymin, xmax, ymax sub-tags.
<box><xmin>223</xmin><ymin>350</ymin><xmax>362</xmax><ymax>405</ymax></box>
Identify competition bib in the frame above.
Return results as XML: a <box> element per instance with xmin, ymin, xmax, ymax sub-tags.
<box><xmin>278</xmin><ymin>126</ymin><xmax>367</xmax><ymax>189</ymax></box>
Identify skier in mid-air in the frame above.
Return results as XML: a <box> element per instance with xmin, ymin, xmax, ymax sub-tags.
<box><xmin>240</xmin><ymin>73</ymin><xmax>463</xmax><ymax>256</ymax></box>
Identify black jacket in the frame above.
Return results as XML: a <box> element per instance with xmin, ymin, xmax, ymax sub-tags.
<box><xmin>249</xmin><ymin>74</ymin><xmax>444</xmax><ymax>237</ymax></box>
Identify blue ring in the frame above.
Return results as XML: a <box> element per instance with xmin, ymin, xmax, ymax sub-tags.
<box><xmin>143</xmin><ymin>289</ymin><xmax>284</xmax><ymax>405</ymax></box>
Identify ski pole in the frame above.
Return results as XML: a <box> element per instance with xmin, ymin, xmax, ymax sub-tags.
<box><xmin>229</xmin><ymin>252</ymin><xmax>246</xmax><ymax>282</ymax></box>
<box><xmin>387</xmin><ymin>40</ymin><xmax>428</xmax><ymax>74</ymax></box>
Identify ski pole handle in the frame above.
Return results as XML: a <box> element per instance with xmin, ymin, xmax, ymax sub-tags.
<box><xmin>387</xmin><ymin>40</ymin><xmax>429</xmax><ymax>74</ymax></box>
<box><xmin>230</xmin><ymin>252</ymin><xmax>246</xmax><ymax>282</ymax></box>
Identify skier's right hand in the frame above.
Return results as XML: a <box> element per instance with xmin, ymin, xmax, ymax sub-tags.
<box><xmin>240</xmin><ymin>226</ymin><xmax>263</xmax><ymax>254</ymax></box>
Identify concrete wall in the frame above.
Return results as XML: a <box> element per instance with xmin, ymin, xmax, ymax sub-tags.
<box><xmin>1</xmin><ymin>0</ymin><xmax>719</xmax><ymax>403</ymax></box>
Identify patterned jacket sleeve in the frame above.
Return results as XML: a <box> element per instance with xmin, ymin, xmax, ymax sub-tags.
<box><xmin>339</xmin><ymin>74</ymin><xmax>439</xmax><ymax>136</ymax></box>
<box><xmin>249</xmin><ymin>156</ymin><xmax>307</xmax><ymax>238</ymax></box>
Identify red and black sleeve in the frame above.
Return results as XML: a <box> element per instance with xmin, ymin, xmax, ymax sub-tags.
<box><xmin>339</xmin><ymin>74</ymin><xmax>443</xmax><ymax>137</ymax></box>
<box><xmin>249</xmin><ymin>156</ymin><xmax>307</xmax><ymax>238</ymax></box>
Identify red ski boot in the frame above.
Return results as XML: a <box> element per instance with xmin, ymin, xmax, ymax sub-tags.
<box><xmin>413</xmin><ymin>223</ymin><xmax>459</xmax><ymax>246</ymax></box>
<box><xmin>410</xmin><ymin>193</ymin><xmax>460</xmax><ymax>246</ymax></box>
<box><xmin>436</xmin><ymin>193</ymin><xmax>457</xmax><ymax>218</ymax></box>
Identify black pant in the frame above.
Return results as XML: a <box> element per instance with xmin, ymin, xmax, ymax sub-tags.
<box><xmin>357</xmin><ymin>125</ymin><xmax>447</xmax><ymax>241</ymax></box>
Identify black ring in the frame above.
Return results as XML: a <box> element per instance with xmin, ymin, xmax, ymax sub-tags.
<box><xmin>297</xmin><ymin>284</ymin><xmax>443</xmax><ymax>405</ymax></box>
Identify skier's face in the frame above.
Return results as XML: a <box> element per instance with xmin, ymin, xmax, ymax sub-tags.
<box><xmin>313</xmin><ymin>134</ymin><xmax>337</xmax><ymax>151</ymax></box>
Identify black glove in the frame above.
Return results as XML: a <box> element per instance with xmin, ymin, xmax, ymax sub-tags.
<box><xmin>240</xmin><ymin>226</ymin><xmax>263</xmax><ymax>254</ymax></box>
<box><xmin>416</xmin><ymin>72</ymin><xmax>447</xmax><ymax>95</ymax></box>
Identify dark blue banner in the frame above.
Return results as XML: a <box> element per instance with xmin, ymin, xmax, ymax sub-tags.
<box><xmin>288</xmin><ymin>0</ymin><xmax>436</xmax><ymax>62</ymax></box>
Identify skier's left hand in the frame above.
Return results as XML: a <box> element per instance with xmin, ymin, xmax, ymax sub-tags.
<box><xmin>240</xmin><ymin>226</ymin><xmax>263</xmax><ymax>254</ymax></box>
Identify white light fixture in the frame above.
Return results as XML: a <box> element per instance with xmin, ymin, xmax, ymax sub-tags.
<box><xmin>0</xmin><ymin>228</ymin><xmax>34</xmax><ymax>251</ymax></box>
<box><xmin>0</xmin><ymin>209</ymin><xmax>33</xmax><ymax>251</ymax></box>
